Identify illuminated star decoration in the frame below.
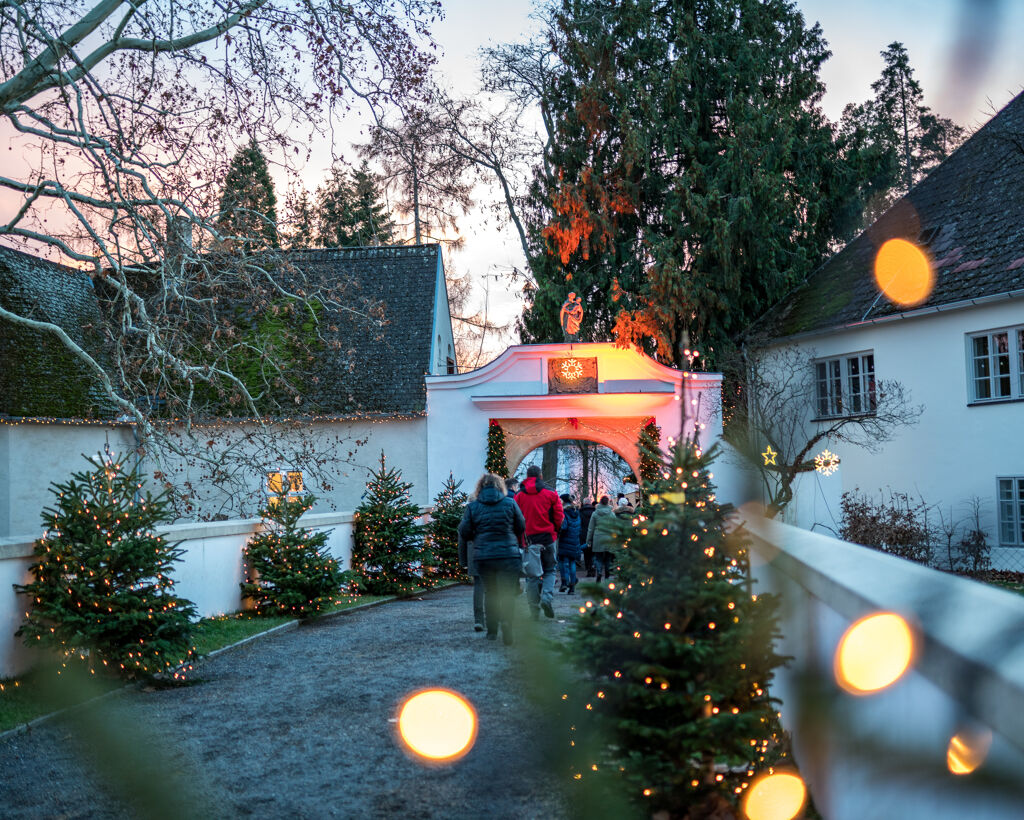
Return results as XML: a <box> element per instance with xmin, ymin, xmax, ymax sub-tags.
<box><xmin>815</xmin><ymin>449</ymin><xmax>840</xmax><ymax>477</ymax></box>
<box><xmin>561</xmin><ymin>358</ymin><xmax>584</xmax><ymax>380</ymax></box>
<box><xmin>761</xmin><ymin>445</ymin><xmax>777</xmax><ymax>466</ymax></box>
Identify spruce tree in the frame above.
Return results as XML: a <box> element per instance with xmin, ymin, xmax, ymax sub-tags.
<box><xmin>425</xmin><ymin>473</ymin><xmax>468</xmax><ymax>581</ymax></box>
<box><xmin>241</xmin><ymin>492</ymin><xmax>345</xmax><ymax>618</ymax></box>
<box><xmin>218</xmin><ymin>141</ymin><xmax>279</xmax><ymax>250</ymax></box>
<box><xmin>316</xmin><ymin>163</ymin><xmax>395</xmax><ymax>247</ymax></box>
<box><xmin>638</xmin><ymin>418</ymin><xmax>662</xmax><ymax>486</ymax></box>
<box><xmin>352</xmin><ymin>453</ymin><xmax>424</xmax><ymax>595</ymax></box>
<box><xmin>563</xmin><ymin>441</ymin><xmax>788</xmax><ymax>816</ymax></box>
<box><xmin>485</xmin><ymin>420</ymin><xmax>510</xmax><ymax>478</ymax></box>
<box><xmin>16</xmin><ymin>452</ymin><xmax>197</xmax><ymax>682</ymax></box>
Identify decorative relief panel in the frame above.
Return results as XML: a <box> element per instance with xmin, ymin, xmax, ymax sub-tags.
<box><xmin>548</xmin><ymin>356</ymin><xmax>598</xmax><ymax>394</ymax></box>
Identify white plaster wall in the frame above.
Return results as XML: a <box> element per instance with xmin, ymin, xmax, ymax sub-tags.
<box><xmin>746</xmin><ymin>515</ymin><xmax>1024</xmax><ymax>819</ymax></box>
<box><xmin>0</xmin><ymin>423</ymin><xmax>136</xmax><ymax>539</ymax></box>
<box><xmin>773</xmin><ymin>300</ymin><xmax>1024</xmax><ymax>557</ymax></box>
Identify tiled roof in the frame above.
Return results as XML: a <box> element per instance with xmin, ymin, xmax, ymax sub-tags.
<box><xmin>0</xmin><ymin>245</ymin><xmax>115</xmax><ymax>418</ymax></box>
<box><xmin>0</xmin><ymin>243</ymin><xmax>442</xmax><ymax>419</ymax></box>
<box><xmin>765</xmin><ymin>91</ymin><xmax>1024</xmax><ymax>339</ymax></box>
<box><xmin>282</xmin><ymin>245</ymin><xmax>440</xmax><ymax>415</ymax></box>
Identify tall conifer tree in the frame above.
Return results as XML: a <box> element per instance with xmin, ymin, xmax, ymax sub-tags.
<box><xmin>218</xmin><ymin>141</ymin><xmax>279</xmax><ymax>250</ymax></box>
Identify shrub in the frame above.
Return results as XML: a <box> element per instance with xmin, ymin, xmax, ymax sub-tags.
<box><xmin>840</xmin><ymin>489</ymin><xmax>932</xmax><ymax>565</ymax></box>
<box><xmin>241</xmin><ymin>493</ymin><xmax>345</xmax><ymax>618</ymax></box>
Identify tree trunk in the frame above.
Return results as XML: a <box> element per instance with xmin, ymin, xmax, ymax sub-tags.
<box><xmin>411</xmin><ymin>144</ymin><xmax>422</xmax><ymax>244</ymax></box>
<box><xmin>541</xmin><ymin>440</ymin><xmax>559</xmax><ymax>489</ymax></box>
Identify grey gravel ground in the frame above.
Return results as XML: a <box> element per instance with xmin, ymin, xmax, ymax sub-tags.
<box><xmin>0</xmin><ymin>585</ymin><xmax>577</xmax><ymax>820</ymax></box>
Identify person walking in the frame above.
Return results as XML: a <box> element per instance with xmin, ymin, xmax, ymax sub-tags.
<box><xmin>587</xmin><ymin>495</ymin><xmax>616</xmax><ymax>584</ymax></box>
<box><xmin>506</xmin><ymin>477</ymin><xmax>519</xmax><ymax>498</ymax></box>
<box><xmin>458</xmin><ymin>473</ymin><xmax>526</xmax><ymax>645</ymax></box>
<box><xmin>457</xmin><ymin>527</ymin><xmax>485</xmax><ymax>632</ymax></box>
<box><xmin>514</xmin><ymin>464</ymin><xmax>564</xmax><ymax>619</ymax></box>
<box><xmin>557</xmin><ymin>494</ymin><xmax>582</xmax><ymax>594</ymax></box>
<box><xmin>579</xmin><ymin>498</ymin><xmax>596</xmax><ymax>577</ymax></box>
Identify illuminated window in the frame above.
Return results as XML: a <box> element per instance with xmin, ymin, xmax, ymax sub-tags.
<box><xmin>267</xmin><ymin>469</ymin><xmax>304</xmax><ymax>504</ymax></box>
<box><xmin>997</xmin><ymin>477</ymin><xmax>1024</xmax><ymax>546</ymax></box>
<box><xmin>814</xmin><ymin>353</ymin><xmax>875</xmax><ymax>418</ymax></box>
<box><xmin>969</xmin><ymin>327</ymin><xmax>1024</xmax><ymax>402</ymax></box>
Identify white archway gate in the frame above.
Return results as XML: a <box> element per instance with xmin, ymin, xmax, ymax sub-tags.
<box><xmin>425</xmin><ymin>343</ymin><xmax>733</xmax><ymax>501</ymax></box>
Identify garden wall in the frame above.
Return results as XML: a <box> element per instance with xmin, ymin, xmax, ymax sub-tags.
<box><xmin>0</xmin><ymin>509</ymin><xmax>430</xmax><ymax>679</ymax></box>
<box><xmin>744</xmin><ymin>511</ymin><xmax>1024</xmax><ymax>819</ymax></box>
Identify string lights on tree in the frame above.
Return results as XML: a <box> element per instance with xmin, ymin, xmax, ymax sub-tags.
<box><xmin>485</xmin><ymin>420</ymin><xmax>510</xmax><ymax>478</ymax></box>
<box><xmin>15</xmin><ymin>451</ymin><xmax>197</xmax><ymax>682</ymax></box>
<box><xmin>425</xmin><ymin>473</ymin><xmax>468</xmax><ymax>582</ymax></box>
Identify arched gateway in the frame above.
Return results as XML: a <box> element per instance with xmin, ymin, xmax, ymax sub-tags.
<box><xmin>425</xmin><ymin>343</ymin><xmax>730</xmax><ymax>500</ymax></box>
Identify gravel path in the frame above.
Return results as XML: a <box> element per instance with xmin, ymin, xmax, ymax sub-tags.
<box><xmin>0</xmin><ymin>585</ymin><xmax>577</xmax><ymax>819</ymax></box>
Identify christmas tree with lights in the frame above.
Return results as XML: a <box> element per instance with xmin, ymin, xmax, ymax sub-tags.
<box><xmin>352</xmin><ymin>452</ymin><xmax>424</xmax><ymax>595</ymax></box>
<box><xmin>485</xmin><ymin>420</ymin><xmax>509</xmax><ymax>478</ymax></box>
<box><xmin>425</xmin><ymin>473</ymin><xmax>468</xmax><ymax>581</ymax></box>
<box><xmin>563</xmin><ymin>440</ymin><xmax>788</xmax><ymax>817</ymax></box>
<box><xmin>241</xmin><ymin>492</ymin><xmax>345</xmax><ymax>618</ymax></box>
<box><xmin>16</xmin><ymin>452</ymin><xmax>197</xmax><ymax>682</ymax></box>
<box><xmin>638</xmin><ymin>417</ymin><xmax>663</xmax><ymax>486</ymax></box>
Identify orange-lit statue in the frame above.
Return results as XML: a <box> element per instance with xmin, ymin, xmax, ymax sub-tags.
<box><xmin>559</xmin><ymin>292</ymin><xmax>583</xmax><ymax>338</ymax></box>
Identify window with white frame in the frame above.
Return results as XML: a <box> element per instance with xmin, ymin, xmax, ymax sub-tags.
<box><xmin>997</xmin><ymin>476</ymin><xmax>1024</xmax><ymax>546</ymax></box>
<box><xmin>814</xmin><ymin>352</ymin><xmax>876</xmax><ymax>418</ymax></box>
<box><xmin>969</xmin><ymin>326</ymin><xmax>1024</xmax><ymax>402</ymax></box>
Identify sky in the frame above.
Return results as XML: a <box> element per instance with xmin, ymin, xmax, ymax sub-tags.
<box><xmin>421</xmin><ymin>0</ymin><xmax>1024</xmax><ymax>357</ymax></box>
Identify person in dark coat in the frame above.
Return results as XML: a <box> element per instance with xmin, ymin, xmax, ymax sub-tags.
<box><xmin>514</xmin><ymin>464</ymin><xmax>564</xmax><ymax>619</ymax></box>
<box><xmin>557</xmin><ymin>494</ymin><xmax>582</xmax><ymax>594</ymax></box>
<box><xmin>457</xmin><ymin>530</ymin><xmax>485</xmax><ymax>631</ymax></box>
<box><xmin>506</xmin><ymin>477</ymin><xmax>519</xmax><ymax>498</ymax></box>
<box><xmin>458</xmin><ymin>473</ymin><xmax>526</xmax><ymax>644</ymax></box>
<box><xmin>579</xmin><ymin>498</ymin><xmax>596</xmax><ymax>576</ymax></box>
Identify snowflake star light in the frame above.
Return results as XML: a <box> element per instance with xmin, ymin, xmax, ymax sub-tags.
<box><xmin>815</xmin><ymin>449</ymin><xmax>840</xmax><ymax>476</ymax></box>
<box><xmin>561</xmin><ymin>358</ymin><xmax>584</xmax><ymax>380</ymax></box>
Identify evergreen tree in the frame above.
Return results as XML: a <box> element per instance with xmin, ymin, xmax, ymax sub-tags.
<box><xmin>16</xmin><ymin>452</ymin><xmax>197</xmax><ymax>682</ymax></box>
<box><xmin>218</xmin><ymin>141</ymin><xmax>279</xmax><ymax>250</ymax></box>
<box><xmin>563</xmin><ymin>441</ymin><xmax>788</xmax><ymax>816</ymax></box>
<box><xmin>316</xmin><ymin>163</ymin><xmax>395</xmax><ymax>247</ymax></box>
<box><xmin>425</xmin><ymin>473</ymin><xmax>468</xmax><ymax>581</ymax></box>
<box><xmin>240</xmin><ymin>492</ymin><xmax>345</xmax><ymax>618</ymax></box>
<box><xmin>352</xmin><ymin>452</ymin><xmax>424</xmax><ymax>595</ymax></box>
<box><xmin>637</xmin><ymin>418</ymin><xmax>662</xmax><ymax>486</ymax></box>
<box><xmin>286</xmin><ymin>189</ymin><xmax>317</xmax><ymax>249</ymax></box>
<box><xmin>485</xmin><ymin>420</ymin><xmax>510</xmax><ymax>478</ymax></box>
<box><xmin>520</xmin><ymin>0</ymin><xmax>850</xmax><ymax>367</ymax></box>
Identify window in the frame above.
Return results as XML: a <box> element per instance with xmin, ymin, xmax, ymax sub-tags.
<box><xmin>969</xmin><ymin>326</ymin><xmax>1024</xmax><ymax>402</ymax></box>
<box><xmin>814</xmin><ymin>353</ymin><xmax>875</xmax><ymax>418</ymax></box>
<box><xmin>997</xmin><ymin>477</ymin><xmax>1024</xmax><ymax>546</ymax></box>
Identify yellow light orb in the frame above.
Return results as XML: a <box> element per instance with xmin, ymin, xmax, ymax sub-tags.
<box><xmin>743</xmin><ymin>771</ymin><xmax>807</xmax><ymax>820</ymax></box>
<box><xmin>946</xmin><ymin>727</ymin><xmax>992</xmax><ymax>775</ymax></box>
<box><xmin>397</xmin><ymin>688</ymin><xmax>478</xmax><ymax>762</ymax></box>
<box><xmin>835</xmin><ymin>612</ymin><xmax>914</xmax><ymax>694</ymax></box>
<box><xmin>874</xmin><ymin>238</ymin><xmax>934</xmax><ymax>306</ymax></box>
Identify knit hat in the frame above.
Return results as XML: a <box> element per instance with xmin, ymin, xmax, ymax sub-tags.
<box><xmin>559</xmin><ymin>493</ymin><xmax>572</xmax><ymax>504</ymax></box>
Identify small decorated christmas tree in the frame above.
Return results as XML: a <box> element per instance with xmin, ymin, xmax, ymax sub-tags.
<box><xmin>485</xmin><ymin>420</ymin><xmax>509</xmax><ymax>478</ymax></box>
<box><xmin>352</xmin><ymin>452</ymin><xmax>424</xmax><ymax>595</ymax></box>
<box><xmin>425</xmin><ymin>473</ymin><xmax>468</xmax><ymax>581</ymax></box>
<box><xmin>16</xmin><ymin>452</ymin><xmax>197</xmax><ymax>682</ymax></box>
<box><xmin>241</xmin><ymin>492</ymin><xmax>344</xmax><ymax>618</ymax></box>
<box><xmin>563</xmin><ymin>440</ymin><xmax>788</xmax><ymax>816</ymax></box>
<box><xmin>638</xmin><ymin>417</ymin><xmax>663</xmax><ymax>486</ymax></box>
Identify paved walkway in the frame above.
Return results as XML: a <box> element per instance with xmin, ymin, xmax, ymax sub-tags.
<box><xmin>0</xmin><ymin>586</ymin><xmax>574</xmax><ymax>819</ymax></box>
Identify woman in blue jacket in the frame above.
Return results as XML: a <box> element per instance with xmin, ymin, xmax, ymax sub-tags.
<box><xmin>557</xmin><ymin>493</ymin><xmax>583</xmax><ymax>594</ymax></box>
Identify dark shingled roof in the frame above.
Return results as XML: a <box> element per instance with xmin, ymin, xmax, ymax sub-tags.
<box><xmin>283</xmin><ymin>244</ymin><xmax>442</xmax><ymax>415</ymax></box>
<box><xmin>0</xmin><ymin>245</ymin><xmax>115</xmax><ymax>418</ymax></box>
<box><xmin>765</xmin><ymin>91</ymin><xmax>1024</xmax><ymax>340</ymax></box>
<box><xmin>0</xmin><ymin>243</ymin><xmax>443</xmax><ymax>419</ymax></box>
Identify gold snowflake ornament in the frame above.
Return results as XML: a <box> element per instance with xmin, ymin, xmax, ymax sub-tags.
<box><xmin>814</xmin><ymin>449</ymin><xmax>840</xmax><ymax>477</ymax></box>
<box><xmin>561</xmin><ymin>358</ymin><xmax>583</xmax><ymax>380</ymax></box>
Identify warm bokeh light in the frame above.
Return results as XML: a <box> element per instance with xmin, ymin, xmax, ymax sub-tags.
<box><xmin>874</xmin><ymin>238</ymin><xmax>934</xmax><ymax>306</ymax></box>
<box><xmin>835</xmin><ymin>612</ymin><xmax>914</xmax><ymax>694</ymax></box>
<box><xmin>397</xmin><ymin>688</ymin><xmax>478</xmax><ymax>762</ymax></box>
<box><xmin>743</xmin><ymin>771</ymin><xmax>807</xmax><ymax>820</ymax></box>
<box><xmin>947</xmin><ymin>727</ymin><xmax>993</xmax><ymax>775</ymax></box>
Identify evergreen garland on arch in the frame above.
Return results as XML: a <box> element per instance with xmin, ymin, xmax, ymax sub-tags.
<box><xmin>486</xmin><ymin>420</ymin><xmax>509</xmax><ymax>478</ymax></box>
<box><xmin>15</xmin><ymin>452</ymin><xmax>197</xmax><ymax>683</ymax></box>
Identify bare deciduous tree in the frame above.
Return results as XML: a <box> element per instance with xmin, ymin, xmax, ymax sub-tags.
<box><xmin>725</xmin><ymin>344</ymin><xmax>924</xmax><ymax>516</ymax></box>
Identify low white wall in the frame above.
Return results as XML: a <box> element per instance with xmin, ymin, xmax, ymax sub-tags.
<box><xmin>744</xmin><ymin>512</ymin><xmax>1024</xmax><ymax>818</ymax></box>
<box><xmin>0</xmin><ymin>509</ymin><xmax>430</xmax><ymax>679</ymax></box>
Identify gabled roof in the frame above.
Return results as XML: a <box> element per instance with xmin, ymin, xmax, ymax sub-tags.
<box><xmin>284</xmin><ymin>244</ymin><xmax>442</xmax><ymax>415</ymax></box>
<box><xmin>766</xmin><ymin>91</ymin><xmax>1024</xmax><ymax>340</ymax></box>
<box><xmin>0</xmin><ymin>245</ymin><xmax>115</xmax><ymax>418</ymax></box>
<box><xmin>0</xmin><ymin>243</ymin><xmax>444</xmax><ymax>419</ymax></box>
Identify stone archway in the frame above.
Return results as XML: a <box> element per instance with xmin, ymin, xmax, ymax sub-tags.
<box><xmin>499</xmin><ymin>416</ymin><xmax>647</xmax><ymax>482</ymax></box>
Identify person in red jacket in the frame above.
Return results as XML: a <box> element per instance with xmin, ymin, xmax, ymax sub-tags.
<box><xmin>514</xmin><ymin>464</ymin><xmax>564</xmax><ymax>619</ymax></box>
